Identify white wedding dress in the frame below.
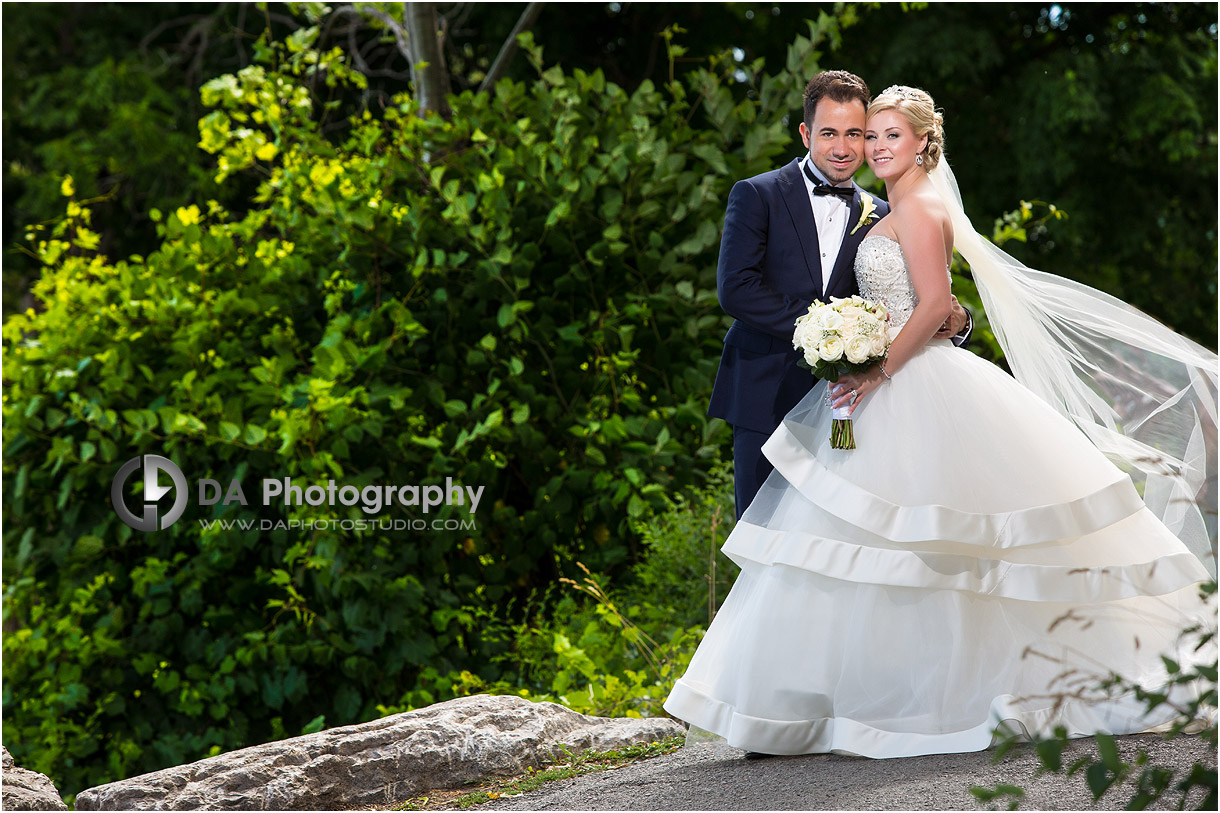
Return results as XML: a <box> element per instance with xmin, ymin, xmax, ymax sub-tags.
<box><xmin>663</xmin><ymin>232</ymin><xmax>1215</xmax><ymax>758</ymax></box>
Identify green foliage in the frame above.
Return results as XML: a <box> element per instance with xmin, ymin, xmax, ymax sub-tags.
<box><xmin>384</xmin><ymin>470</ymin><xmax>736</xmax><ymax>721</ymax></box>
<box><xmin>624</xmin><ymin>463</ymin><xmax>737</xmax><ymax>631</ymax></box>
<box><xmin>1</xmin><ymin>17</ymin><xmax>854</xmax><ymax>797</ymax></box>
<box><xmin>972</xmin><ymin>581</ymin><xmax>1218</xmax><ymax>811</ymax></box>
<box><xmin>1</xmin><ymin>4</ymin><xmax>265</xmax><ymax>317</ymax></box>
<box><xmin>416</xmin><ymin>580</ymin><xmax>706</xmax><ymax>722</ymax></box>
<box><xmin>3</xmin><ymin>53</ymin><xmax>214</xmax><ymax>316</ymax></box>
<box><xmin>8</xmin><ymin>4</ymin><xmax>1215</xmax><ymax>350</ymax></box>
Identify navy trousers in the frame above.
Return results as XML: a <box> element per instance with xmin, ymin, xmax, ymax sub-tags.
<box><xmin>732</xmin><ymin>424</ymin><xmax>776</xmax><ymax>520</ymax></box>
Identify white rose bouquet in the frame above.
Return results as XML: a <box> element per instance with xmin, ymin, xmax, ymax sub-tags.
<box><xmin>792</xmin><ymin>296</ymin><xmax>891</xmax><ymax>449</ymax></box>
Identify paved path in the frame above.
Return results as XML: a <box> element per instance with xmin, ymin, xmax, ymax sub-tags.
<box><xmin>483</xmin><ymin>734</ymin><xmax>1214</xmax><ymax>811</ymax></box>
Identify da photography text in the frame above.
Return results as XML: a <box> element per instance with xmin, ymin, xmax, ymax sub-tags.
<box><xmin>202</xmin><ymin>476</ymin><xmax>484</xmax><ymax>514</ymax></box>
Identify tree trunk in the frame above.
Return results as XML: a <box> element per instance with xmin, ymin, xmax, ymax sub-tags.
<box><xmin>406</xmin><ymin>3</ymin><xmax>451</xmax><ymax>118</ymax></box>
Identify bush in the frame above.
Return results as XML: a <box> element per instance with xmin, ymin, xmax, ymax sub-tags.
<box><xmin>414</xmin><ymin>468</ymin><xmax>739</xmax><ymax>720</ymax></box>
<box><xmin>2</xmin><ymin>18</ymin><xmax>852</xmax><ymax>797</ymax></box>
<box><xmin>624</xmin><ymin>462</ymin><xmax>737</xmax><ymax>631</ymax></box>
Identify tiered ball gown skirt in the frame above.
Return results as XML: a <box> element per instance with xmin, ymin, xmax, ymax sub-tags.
<box><xmin>664</xmin><ymin>338</ymin><xmax>1214</xmax><ymax>758</ymax></box>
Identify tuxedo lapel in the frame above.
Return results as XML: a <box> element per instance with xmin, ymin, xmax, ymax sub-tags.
<box><xmin>825</xmin><ymin>185</ymin><xmax>873</xmax><ymax>298</ymax></box>
<box><xmin>777</xmin><ymin>159</ymin><xmax>824</xmax><ymax>299</ymax></box>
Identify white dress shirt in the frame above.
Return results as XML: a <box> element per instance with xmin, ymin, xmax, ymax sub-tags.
<box><xmin>800</xmin><ymin>156</ymin><xmax>854</xmax><ymax>293</ymax></box>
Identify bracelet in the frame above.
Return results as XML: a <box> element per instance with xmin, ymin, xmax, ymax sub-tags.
<box><xmin>879</xmin><ymin>361</ymin><xmax>892</xmax><ymax>381</ymax></box>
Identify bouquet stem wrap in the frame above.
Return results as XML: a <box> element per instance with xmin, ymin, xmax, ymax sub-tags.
<box><xmin>828</xmin><ymin>397</ymin><xmax>855</xmax><ymax>449</ymax></box>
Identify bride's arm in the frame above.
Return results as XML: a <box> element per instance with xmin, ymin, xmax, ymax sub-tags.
<box><xmin>878</xmin><ymin>217</ymin><xmax>953</xmax><ymax>373</ymax></box>
<box><xmin>831</xmin><ymin>209</ymin><xmax>952</xmax><ymax>413</ymax></box>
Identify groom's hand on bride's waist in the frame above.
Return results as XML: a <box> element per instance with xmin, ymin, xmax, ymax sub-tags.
<box><xmin>934</xmin><ymin>295</ymin><xmax>970</xmax><ymax>341</ymax></box>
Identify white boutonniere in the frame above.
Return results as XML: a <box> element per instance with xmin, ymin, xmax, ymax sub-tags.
<box><xmin>850</xmin><ymin>192</ymin><xmax>879</xmax><ymax>236</ymax></box>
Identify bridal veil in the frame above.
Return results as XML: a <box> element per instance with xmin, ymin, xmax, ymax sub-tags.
<box><xmin>927</xmin><ymin>160</ymin><xmax>1218</xmax><ymax>576</ymax></box>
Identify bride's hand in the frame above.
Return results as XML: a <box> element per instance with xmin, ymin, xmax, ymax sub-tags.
<box><xmin>829</xmin><ymin>366</ymin><xmax>887</xmax><ymax>415</ymax></box>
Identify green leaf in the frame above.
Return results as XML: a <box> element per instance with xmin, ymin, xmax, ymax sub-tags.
<box><xmin>73</xmin><ymin>535</ymin><xmax>105</xmax><ymax>558</ymax></box>
<box><xmin>14</xmin><ymin>464</ymin><xmax>29</xmax><ymax>500</ymax></box>
<box><xmin>691</xmin><ymin>143</ymin><xmax>730</xmax><ymax>175</ymax></box>
<box><xmin>743</xmin><ymin>125</ymin><xmax>768</xmax><ymax>162</ymax></box>
<box><xmin>1094</xmin><ymin>733</ymin><xmax>1120</xmax><ymax>772</ymax></box>
<box><xmin>286</xmin><ymin>25</ymin><xmax>319</xmax><ymax>53</ymax></box>
<box><xmin>16</xmin><ymin>527</ymin><xmax>35</xmax><ymax>569</ymax></box>
<box><xmin>301</xmin><ymin>714</ymin><xmax>326</xmax><ymax>735</ymax></box>
<box><xmin>1035</xmin><ymin>738</ymin><xmax>1064</xmax><ymax>772</ymax></box>
<box><xmin>56</xmin><ymin>474</ymin><xmax>75</xmax><ymax>510</ymax></box>
<box><xmin>1085</xmin><ymin>762</ymin><xmax>1114</xmax><ymax>800</ymax></box>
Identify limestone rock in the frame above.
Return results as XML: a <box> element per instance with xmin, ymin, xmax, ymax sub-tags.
<box><xmin>75</xmin><ymin>693</ymin><xmax>684</xmax><ymax>810</ymax></box>
<box><xmin>1</xmin><ymin>745</ymin><xmax>69</xmax><ymax>811</ymax></box>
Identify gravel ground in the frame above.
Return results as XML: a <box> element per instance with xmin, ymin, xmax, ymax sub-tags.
<box><xmin>480</xmin><ymin>734</ymin><xmax>1215</xmax><ymax>811</ymax></box>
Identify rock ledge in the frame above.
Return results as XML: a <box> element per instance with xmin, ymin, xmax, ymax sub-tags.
<box><xmin>75</xmin><ymin>694</ymin><xmax>683</xmax><ymax>810</ymax></box>
<box><xmin>1</xmin><ymin>745</ymin><xmax>69</xmax><ymax>811</ymax></box>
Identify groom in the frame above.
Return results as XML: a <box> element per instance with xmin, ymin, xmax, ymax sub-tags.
<box><xmin>709</xmin><ymin>70</ymin><xmax>969</xmax><ymax>519</ymax></box>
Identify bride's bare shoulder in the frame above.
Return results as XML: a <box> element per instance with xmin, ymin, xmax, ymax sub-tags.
<box><xmin>911</xmin><ymin>186</ymin><xmax>951</xmax><ymax>223</ymax></box>
<box><xmin>893</xmin><ymin>187</ymin><xmax>950</xmax><ymax>231</ymax></box>
<box><xmin>891</xmin><ymin>186</ymin><xmax>954</xmax><ymax>254</ymax></box>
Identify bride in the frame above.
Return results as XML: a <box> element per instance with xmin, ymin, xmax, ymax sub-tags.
<box><xmin>662</xmin><ymin>85</ymin><xmax>1217</xmax><ymax>758</ymax></box>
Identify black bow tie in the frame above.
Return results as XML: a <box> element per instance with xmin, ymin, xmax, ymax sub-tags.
<box><xmin>803</xmin><ymin>161</ymin><xmax>855</xmax><ymax>201</ymax></box>
<box><xmin>815</xmin><ymin>184</ymin><xmax>855</xmax><ymax>201</ymax></box>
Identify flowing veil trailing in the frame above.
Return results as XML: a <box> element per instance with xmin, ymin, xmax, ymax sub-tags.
<box><xmin>927</xmin><ymin>160</ymin><xmax>1218</xmax><ymax>577</ymax></box>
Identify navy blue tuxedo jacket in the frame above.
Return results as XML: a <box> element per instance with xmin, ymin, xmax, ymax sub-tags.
<box><xmin>708</xmin><ymin>158</ymin><xmax>890</xmax><ymax>433</ymax></box>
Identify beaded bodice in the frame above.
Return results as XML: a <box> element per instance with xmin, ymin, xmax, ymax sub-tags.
<box><xmin>854</xmin><ymin>234</ymin><xmax>949</xmax><ymax>331</ymax></box>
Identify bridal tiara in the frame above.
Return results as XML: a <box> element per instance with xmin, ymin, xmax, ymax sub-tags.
<box><xmin>881</xmin><ymin>85</ymin><xmax>923</xmax><ymax>100</ymax></box>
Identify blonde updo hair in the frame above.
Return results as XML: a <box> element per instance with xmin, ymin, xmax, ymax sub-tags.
<box><xmin>867</xmin><ymin>85</ymin><xmax>945</xmax><ymax>171</ymax></box>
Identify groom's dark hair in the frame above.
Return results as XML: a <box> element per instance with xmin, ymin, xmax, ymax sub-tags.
<box><xmin>803</xmin><ymin>70</ymin><xmax>870</xmax><ymax>125</ymax></box>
